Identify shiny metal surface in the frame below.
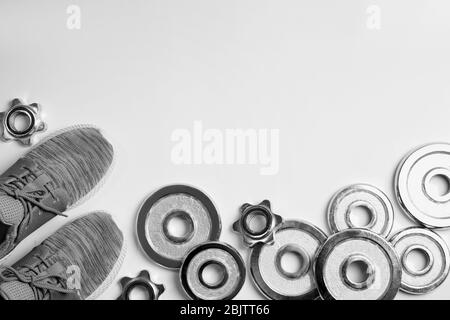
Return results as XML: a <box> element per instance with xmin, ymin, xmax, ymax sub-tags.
<box><xmin>0</xmin><ymin>98</ymin><xmax>46</xmax><ymax>146</ymax></box>
<box><xmin>137</xmin><ymin>185</ymin><xmax>221</xmax><ymax>269</ymax></box>
<box><xmin>391</xmin><ymin>227</ymin><xmax>450</xmax><ymax>294</ymax></box>
<box><xmin>315</xmin><ymin>229</ymin><xmax>401</xmax><ymax>300</ymax></box>
<box><xmin>232</xmin><ymin>200</ymin><xmax>282</xmax><ymax>247</ymax></box>
<box><xmin>250</xmin><ymin>220</ymin><xmax>327</xmax><ymax>300</ymax></box>
<box><xmin>180</xmin><ymin>242</ymin><xmax>245</xmax><ymax>300</ymax></box>
<box><xmin>395</xmin><ymin>143</ymin><xmax>450</xmax><ymax>228</ymax></box>
<box><xmin>327</xmin><ymin>184</ymin><xmax>393</xmax><ymax>237</ymax></box>
<box><xmin>117</xmin><ymin>270</ymin><xmax>165</xmax><ymax>300</ymax></box>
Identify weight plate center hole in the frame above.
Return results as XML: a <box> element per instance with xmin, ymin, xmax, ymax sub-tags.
<box><xmin>403</xmin><ymin>246</ymin><xmax>433</xmax><ymax>276</ymax></box>
<box><xmin>347</xmin><ymin>260</ymin><xmax>369</xmax><ymax>283</ymax></box>
<box><xmin>349</xmin><ymin>205</ymin><xmax>374</xmax><ymax>228</ymax></box>
<box><xmin>276</xmin><ymin>245</ymin><xmax>310</xmax><ymax>279</ymax></box>
<box><xmin>163</xmin><ymin>211</ymin><xmax>194</xmax><ymax>244</ymax></box>
<box><xmin>245</xmin><ymin>209</ymin><xmax>269</xmax><ymax>235</ymax></box>
<box><xmin>342</xmin><ymin>255</ymin><xmax>375</xmax><ymax>290</ymax></box>
<box><xmin>199</xmin><ymin>261</ymin><xmax>228</xmax><ymax>289</ymax></box>
<box><xmin>8</xmin><ymin>110</ymin><xmax>33</xmax><ymax>134</ymax></box>
<box><xmin>427</xmin><ymin>174</ymin><xmax>450</xmax><ymax>199</ymax></box>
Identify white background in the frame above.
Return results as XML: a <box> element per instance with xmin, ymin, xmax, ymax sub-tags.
<box><xmin>1</xmin><ymin>0</ymin><xmax>450</xmax><ymax>300</ymax></box>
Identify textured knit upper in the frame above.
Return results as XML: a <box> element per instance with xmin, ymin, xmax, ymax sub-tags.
<box><xmin>0</xmin><ymin>126</ymin><xmax>114</xmax><ymax>260</ymax></box>
<box><xmin>0</xmin><ymin>212</ymin><xmax>124</xmax><ymax>300</ymax></box>
<box><xmin>26</xmin><ymin>126</ymin><xmax>114</xmax><ymax>206</ymax></box>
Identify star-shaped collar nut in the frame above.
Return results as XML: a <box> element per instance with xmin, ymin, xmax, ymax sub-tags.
<box><xmin>232</xmin><ymin>200</ymin><xmax>283</xmax><ymax>248</ymax></box>
<box><xmin>0</xmin><ymin>98</ymin><xmax>47</xmax><ymax>146</ymax></box>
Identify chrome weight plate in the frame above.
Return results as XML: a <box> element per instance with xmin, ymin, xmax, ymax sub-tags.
<box><xmin>395</xmin><ymin>143</ymin><xmax>450</xmax><ymax>228</ymax></box>
<box><xmin>137</xmin><ymin>185</ymin><xmax>221</xmax><ymax>269</ymax></box>
<box><xmin>250</xmin><ymin>220</ymin><xmax>327</xmax><ymax>300</ymax></box>
<box><xmin>180</xmin><ymin>242</ymin><xmax>246</xmax><ymax>300</ymax></box>
<box><xmin>390</xmin><ymin>227</ymin><xmax>450</xmax><ymax>294</ymax></box>
<box><xmin>315</xmin><ymin>229</ymin><xmax>401</xmax><ymax>300</ymax></box>
<box><xmin>327</xmin><ymin>184</ymin><xmax>393</xmax><ymax>237</ymax></box>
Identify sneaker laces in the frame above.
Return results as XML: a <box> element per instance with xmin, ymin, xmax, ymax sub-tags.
<box><xmin>0</xmin><ymin>255</ymin><xmax>73</xmax><ymax>299</ymax></box>
<box><xmin>0</xmin><ymin>166</ymin><xmax>67</xmax><ymax>227</ymax></box>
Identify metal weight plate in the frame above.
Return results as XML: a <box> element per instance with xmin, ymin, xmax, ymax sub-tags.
<box><xmin>250</xmin><ymin>220</ymin><xmax>327</xmax><ymax>300</ymax></box>
<box><xmin>137</xmin><ymin>185</ymin><xmax>221</xmax><ymax>269</ymax></box>
<box><xmin>390</xmin><ymin>227</ymin><xmax>450</xmax><ymax>294</ymax></box>
<box><xmin>395</xmin><ymin>143</ymin><xmax>450</xmax><ymax>228</ymax></box>
<box><xmin>180</xmin><ymin>242</ymin><xmax>246</xmax><ymax>300</ymax></box>
<box><xmin>314</xmin><ymin>229</ymin><xmax>401</xmax><ymax>300</ymax></box>
<box><xmin>327</xmin><ymin>184</ymin><xmax>393</xmax><ymax>237</ymax></box>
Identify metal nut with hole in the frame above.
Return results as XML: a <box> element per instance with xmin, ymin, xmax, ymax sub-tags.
<box><xmin>117</xmin><ymin>270</ymin><xmax>165</xmax><ymax>300</ymax></box>
<box><xmin>0</xmin><ymin>98</ymin><xmax>47</xmax><ymax>146</ymax></box>
<box><xmin>232</xmin><ymin>200</ymin><xmax>282</xmax><ymax>247</ymax></box>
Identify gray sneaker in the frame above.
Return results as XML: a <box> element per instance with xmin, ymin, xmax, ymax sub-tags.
<box><xmin>0</xmin><ymin>126</ymin><xmax>114</xmax><ymax>260</ymax></box>
<box><xmin>0</xmin><ymin>211</ymin><xmax>125</xmax><ymax>300</ymax></box>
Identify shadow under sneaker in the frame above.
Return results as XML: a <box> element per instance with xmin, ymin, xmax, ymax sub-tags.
<box><xmin>0</xmin><ymin>211</ymin><xmax>125</xmax><ymax>300</ymax></box>
<box><xmin>0</xmin><ymin>126</ymin><xmax>114</xmax><ymax>260</ymax></box>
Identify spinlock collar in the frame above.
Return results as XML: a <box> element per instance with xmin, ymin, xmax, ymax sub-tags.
<box><xmin>0</xmin><ymin>98</ymin><xmax>47</xmax><ymax>146</ymax></box>
<box><xmin>232</xmin><ymin>200</ymin><xmax>282</xmax><ymax>247</ymax></box>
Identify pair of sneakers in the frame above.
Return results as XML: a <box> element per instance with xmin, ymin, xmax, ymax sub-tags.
<box><xmin>0</xmin><ymin>126</ymin><xmax>125</xmax><ymax>300</ymax></box>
